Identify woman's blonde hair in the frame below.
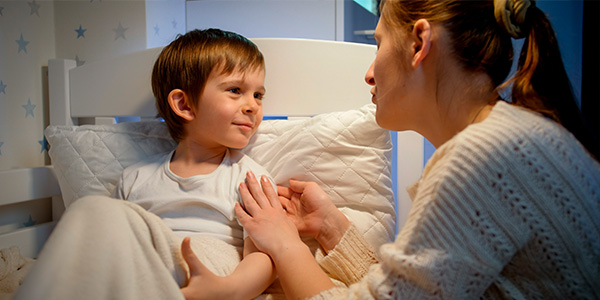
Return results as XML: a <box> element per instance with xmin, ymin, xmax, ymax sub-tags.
<box><xmin>380</xmin><ymin>0</ymin><xmax>598</xmax><ymax>159</ymax></box>
<box><xmin>151</xmin><ymin>28</ymin><xmax>264</xmax><ymax>143</ymax></box>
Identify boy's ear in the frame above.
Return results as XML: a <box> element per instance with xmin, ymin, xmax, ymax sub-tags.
<box><xmin>168</xmin><ymin>89</ymin><xmax>195</xmax><ymax>121</ymax></box>
<box><xmin>411</xmin><ymin>19</ymin><xmax>432</xmax><ymax>68</ymax></box>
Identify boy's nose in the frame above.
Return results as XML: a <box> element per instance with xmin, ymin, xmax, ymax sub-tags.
<box><xmin>243</xmin><ymin>97</ymin><xmax>259</xmax><ymax>114</ymax></box>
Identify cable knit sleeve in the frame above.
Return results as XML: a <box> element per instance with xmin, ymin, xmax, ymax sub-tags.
<box><xmin>316</xmin><ymin>224</ymin><xmax>378</xmax><ymax>285</ymax></box>
<box><xmin>312</xmin><ymin>136</ymin><xmax>536</xmax><ymax>299</ymax></box>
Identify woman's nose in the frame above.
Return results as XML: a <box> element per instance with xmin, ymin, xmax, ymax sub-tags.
<box><xmin>365</xmin><ymin>62</ymin><xmax>375</xmax><ymax>86</ymax></box>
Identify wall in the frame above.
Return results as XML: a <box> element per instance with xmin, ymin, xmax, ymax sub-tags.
<box><xmin>0</xmin><ymin>0</ymin><xmax>185</xmax><ymax>172</ymax></box>
<box><xmin>0</xmin><ymin>0</ymin><xmax>55</xmax><ymax>170</ymax></box>
<box><xmin>186</xmin><ymin>0</ymin><xmax>339</xmax><ymax>40</ymax></box>
<box><xmin>0</xmin><ymin>0</ymin><xmax>184</xmax><ymax>234</ymax></box>
<box><xmin>536</xmin><ymin>0</ymin><xmax>583</xmax><ymax>106</ymax></box>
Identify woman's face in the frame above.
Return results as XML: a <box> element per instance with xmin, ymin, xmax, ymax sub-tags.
<box><xmin>365</xmin><ymin>18</ymin><xmax>426</xmax><ymax>132</ymax></box>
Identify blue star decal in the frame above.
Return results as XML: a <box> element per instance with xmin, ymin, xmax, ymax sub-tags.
<box><xmin>28</xmin><ymin>0</ymin><xmax>40</xmax><ymax>17</ymax></box>
<box><xmin>16</xmin><ymin>34</ymin><xmax>30</xmax><ymax>54</ymax></box>
<box><xmin>75</xmin><ymin>24</ymin><xmax>87</xmax><ymax>38</ymax></box>
<box><xmin>154</xmin><ymin>24</ymin><xmax>160</xmax><ymax>36</ymax></box>
<box><xmin>38</xmin><ymin>137</ymin><xmax>49</xmax><ymax>153</ymax></box>
<box><xmin>0</xmin><ymin>80</ymin><xmax>6</xmax><ymax>94</ymax></box>
<box><xmin>113</xmin><ymin>22</ymin><xmax>128</xmax><ymax>40</ymax></box>
<box><xmin>75</xmin><ymin>55</ymin><xmax>85</xmax><ymax>66</ymax></box>
<box><xmin>23</xmin><ymin>215</ymin><xmax>37</xmax><ymax>227</ymax></box>
<box><xmin>172</xmin><ymin>20</ymin><xmax>177</xmax><ymax>29</ymax></box>
<box><xmin>23</xmin><ymin>98</ymin><xmax>36</xmax><ymax>118</ymax></box>
<box><xmin>0</xmin><ymin>142</ymin><xmax>3</xmax><ymax>155</ymax></box>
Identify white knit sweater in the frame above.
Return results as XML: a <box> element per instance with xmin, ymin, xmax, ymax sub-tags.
<box><xmin>313</xmin><ymin>101</ymin><xmax>600</xmax><ymax>299</ymax></box>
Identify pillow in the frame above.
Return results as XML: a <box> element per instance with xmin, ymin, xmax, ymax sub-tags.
<box><xmin>45</xmin><ymin>104</ymin><xmax>396</xmax><ymax>248</ymax></box>
<box><xmin>242</xmin><ymin>104</ymin><xmax>396</xmax><ymax>247</ymax></box>
<box><xmin>45</xmin><ymin>122</ymin><xmax>177</xmax><ymax>207</ymax></box>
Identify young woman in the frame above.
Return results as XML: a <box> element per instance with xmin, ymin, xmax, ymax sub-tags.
<box><xmin>182</xmin><ymin>0</ymin><xmax>600</xmax><ymax>299</ymax></box>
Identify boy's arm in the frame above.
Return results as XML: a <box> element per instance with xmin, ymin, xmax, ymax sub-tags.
<box><xmin>180</xmin><ymin>237</ymin><xmax>276</xmax><ymax>300</ymax></box>
<box><xmin>231</xmin><ymin>237</ymin><xmax>276</xmax><ymax>299</ymax></box>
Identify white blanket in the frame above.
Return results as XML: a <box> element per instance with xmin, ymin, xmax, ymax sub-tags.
<box><xmin>14</xmin><ymin>195</ymin><xmax>251</xmax><ymax>300</ymax></box>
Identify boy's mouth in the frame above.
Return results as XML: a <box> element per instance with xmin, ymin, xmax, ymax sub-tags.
<box><xmin>234</xmin><ymin>122</ymin><xmax>254</xmax><ymax>131</ymax></box>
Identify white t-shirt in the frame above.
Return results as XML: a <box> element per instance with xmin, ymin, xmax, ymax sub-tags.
<box><xmin>114</xmin><ymin>148</ymin><xmax>274</xmax><ymax>250</ymax></box>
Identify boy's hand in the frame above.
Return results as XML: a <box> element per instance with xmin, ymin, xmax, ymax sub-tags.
<box><xmin>180</xmin><ymin>237</ymin><xmax>232</xmax><ymax>300</ymax></box>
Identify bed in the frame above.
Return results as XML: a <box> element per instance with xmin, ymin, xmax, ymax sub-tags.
<box><xmin>0</xmin><ymin>38</ymin><xmax>424</xmax><ymax>297</ymax></box>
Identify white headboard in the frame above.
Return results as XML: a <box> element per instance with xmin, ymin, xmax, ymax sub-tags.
<box><xmin>49</xmin><ymin>38</ymin><xmax>377</xmax><ymax>125</ymax></box>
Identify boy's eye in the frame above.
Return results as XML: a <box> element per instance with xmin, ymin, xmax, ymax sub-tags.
<box><xmin>229</xmin><ymin>88</ymin><xmax>241</xmax><ymax>94</ymax></box>
<box><xmin>254</xmin><ymin>92</ymin><xmax>264</xmax><ymax>100</ymax></box>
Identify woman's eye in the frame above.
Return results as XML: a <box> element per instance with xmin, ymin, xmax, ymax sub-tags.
<box><xmin>229</xmin><ymin>88</ymin><xmax>241</xmax><ymax>94</ymax></box>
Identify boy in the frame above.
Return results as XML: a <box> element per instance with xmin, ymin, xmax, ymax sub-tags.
<box><xmin>113</xmin><ymin>28</ymin><xmax>276</xmax><ymax>299</ymax></box>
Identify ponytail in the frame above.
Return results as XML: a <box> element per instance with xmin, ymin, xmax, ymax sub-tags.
<box><xmin>495</xmin><ymin>0</ymin><xmax>600</xmax><ymax>160</ymax></box>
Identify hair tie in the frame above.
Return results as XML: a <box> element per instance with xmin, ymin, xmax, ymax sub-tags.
<box><xmin>494</xmin><ymin>0</ymin><xmax>534</xmax><ymax>38</ymax></box>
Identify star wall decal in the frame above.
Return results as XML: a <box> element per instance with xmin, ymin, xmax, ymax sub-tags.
<box><xmin>38</xmin><ymin>137</ymin><xmax>49</xmax><ymax>153</ymax></box>
<box><xmin>172</xmin><ymin>20</ymin><xmax>177</xmax><ymax>29</ymax></box>
<box><xmin>23</xmin><ymin>98</ymin><xmax>36</xmax><ymax>118</ymax></box>
<box><xmin>16</xmin><ymin>34</ymin><xmax>30</xmax><ymax>54</ymax></box>
<box><xmin>28</xmin><ymin>0</ymin><xmax>40</xmax><ymax>17</ymax></box>
<box><xmin>154</xmin><ymin>24</ymin><xmax>160</xmax><ymax>36</ymax></box>
<box><xmin>23</xmin><ymin>215</ymin><xmax>37</xmax><ymax>227</ymax></box>
<box><xmin>75</xmin><ymin>24</ymin><xmax>87</xmax><ymax>38</ymax></box>
<box><xmin>0</xmin><ymin>80</ymin><xmax>6</xmax><ymax>94</ymax></box>
<box><xmin>0</xmin><ymin>142</ymin><xmax>3</xmax><ymax>155</ymax></box>
<box><xmin>75</xmin><ymin>55</ymin><xmax>85</xmax><ymax>66</ymax></box>
<box><xmin>113</xmin><ymin>22</ymin><xmax>128</xmax><ymax>40</ymax></box>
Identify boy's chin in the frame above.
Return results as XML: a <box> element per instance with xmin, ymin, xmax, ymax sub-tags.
<box><xmin>229</xmin><ymin>141</ymin><xmax>250</xmax><ymax>149</ymax></box>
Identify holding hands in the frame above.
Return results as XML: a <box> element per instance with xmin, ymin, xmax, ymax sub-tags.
<box><xmin>180</xmin><ymin>172</ymin><xmax>346</xmax><ymax>299</ymax></box>
<box><xmin>236</xmin><ymin>172</ymin><xmax>350</xmax><ymax>254</ymax></box>
<box><xmin>276</xmin><ymin>179</ymin><xmax>351</xmax><ymax>252</ymax></box>
<box><xmin>234</xmin><ymin>171</ymin><xmax>344</xmax><ymax>298</ymax></box>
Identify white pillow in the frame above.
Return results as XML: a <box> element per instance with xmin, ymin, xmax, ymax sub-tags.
<box><xmin>242</xmin><ymin>104</ymin><xmax>396</xmax><ymax>246</ymax></box>
<box><xmin>45</xmin><ymin>104</ymin><xmax>396</xmax><ymax>248</ymax></box>
<box><xmin>45</xmin><ymin>121</ymin><xmax>177</xmax><ymax>207</ymax></box>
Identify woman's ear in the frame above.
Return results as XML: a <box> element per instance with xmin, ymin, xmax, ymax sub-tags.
<box><xmin>411</xmin><ymin>19</ymin><xmax>432</xmax><ymax>68</ymax></box>
<box><xmin>168</xmin><ymin>89</ymin><xmax>195</xmax><ymax>121</ymax></box>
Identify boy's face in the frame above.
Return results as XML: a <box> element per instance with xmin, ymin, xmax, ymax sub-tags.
<box><xmin>187</xmin><ymin>67</ymin><xmax>265</xmax><ymax>150</ymax></box>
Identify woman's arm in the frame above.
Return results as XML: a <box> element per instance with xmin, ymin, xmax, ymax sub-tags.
<box><xmin>235</xmin><ymin>172</ymin><xmax>337</xmax><ymax>299</ymax></box>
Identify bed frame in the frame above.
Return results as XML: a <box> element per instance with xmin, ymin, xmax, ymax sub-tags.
<box><xmin>0</xmin><ymin>38</ymin><xmax>424</xmax><ymax>258</ymax></box>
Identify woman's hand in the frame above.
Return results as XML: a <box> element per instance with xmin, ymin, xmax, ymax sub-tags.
<box><xmin>180</xmin><ymin>237</ymin><xmax>232</xmax><ymax>300</ymax></box>
<box><xmin>277</xmin><ymin>180</ymin><xmax>339</xmax><ymax>236</ymax></box>
<box><xmin>235</xmin><ymin>172</ymin><xmax>303</xmax><ymax>257</ymax></box>
<box><xmin>278</xmin><ymin>180</ymin><xmax>350</xmax><ymax>252</ymax></box>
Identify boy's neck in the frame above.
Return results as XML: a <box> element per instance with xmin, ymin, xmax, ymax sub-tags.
<box><xmin>169</xmin><ymin>142</ymin><xmax>228</xmax><ymax>178</ymax></box>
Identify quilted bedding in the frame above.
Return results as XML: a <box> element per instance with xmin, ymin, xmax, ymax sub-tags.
<box><xmin>45</xmin><ymin>103</ymin><xmax>396</xmax><ymax>249</ymax></box>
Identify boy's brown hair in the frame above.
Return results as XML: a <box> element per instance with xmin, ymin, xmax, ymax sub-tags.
<box><xmin>151</xmin><ymin>28</ymin><xmax>265</xmax><ymax>142</ymax></box>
